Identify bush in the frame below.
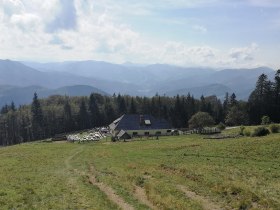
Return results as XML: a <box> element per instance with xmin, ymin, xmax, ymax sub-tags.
<box><xmin>270</xmin><ymin>124</ymin><xmax>280</xmax><ymax>133</ymax></box>
<box><xmin>217</xmin><ymin>122</ymin><xmax>226</xmax><ymax>130</ymax></box>
<box><xmin>261</xmin><ymin>116</ymin><xmax>270</xmax><ymax>125</ymax></box>
<box><xmin>188</xmin><ymin>112</ymin><xmax>215</xmax><ymax>131</ymax></box>
<box><xmin>239</xmin><ymin>126</ymin><xmax>245</xmax><ymax>135</ymax></box>
<box><xmin>251</xmin><ymin>127</ymin><xmax>270</xmax><ymax>137</ymax></box>
<box><xmin>111</xmin><ymin>136</ymin><xmax>117</xmax><ymax>142</ymax></box>
<box><xmin>243</xmin><ymin>129</ymin><xmax>251</xmax><ymax>137</ymax></box>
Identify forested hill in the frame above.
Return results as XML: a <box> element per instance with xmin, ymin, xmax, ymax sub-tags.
<box><xmin>0</xmin><ymin>70</ymin><xmax>279</xmax><ymax>146</ymax></box>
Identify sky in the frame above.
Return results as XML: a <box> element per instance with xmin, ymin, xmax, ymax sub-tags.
<box><xmin>0</xmin><ymin>0</ymin><xmax>279</xmax><ymax>69</ymax></box>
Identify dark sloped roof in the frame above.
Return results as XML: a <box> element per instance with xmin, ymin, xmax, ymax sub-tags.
<box><xmin>117</xmin><ymin>130</ymin><xmax>131</xmax><ymax>139</ymax></box>
<box><xmin>111</xmin><ymin>114</ymin><xmax>172</xmax><ymax>131</ymax></box>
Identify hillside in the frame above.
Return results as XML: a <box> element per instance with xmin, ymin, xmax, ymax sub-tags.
<box><xmin>0</xmin><ymin>133</ymin><xmax>279</xmax><ymax>209</ymax></box>
<box><xmin>0</xmin><ymin>85</ymin><xmax>108</xmax><ymax>107</ymax></box>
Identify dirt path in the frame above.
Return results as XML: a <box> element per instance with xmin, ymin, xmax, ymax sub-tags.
<box><xmin>65</xmin><ymin>147</ymin><xmax>153</xmax><ymax>209</ymax></box>
<box><xmin>65</xmin><ymin>147</ymin><xmax>134</xmax><ymax>210</ymax></box>
<box><xmin>89</xmin><ymin>166</ymin><xmax>135</xmax><ymax>210</ymax></box>
<box><xmin>177</xmin><ymin>185</ymin><xmax>222</xmax><ymax>210</ymax></box>
<box><xmin>133</xmin><ymin>185</ymin><xmax>157</xmax><ymax>210</ymax></box>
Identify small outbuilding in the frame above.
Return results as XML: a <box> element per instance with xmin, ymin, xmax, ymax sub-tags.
<box><xmin>116</xmin><ymin>130</ymin><xmax>131</xmax><ymax>140</ymax></box>
<box><xmin>109</xmin><ymin>114</ymin><xmax>173</xmax><ymax>139</ymax></box>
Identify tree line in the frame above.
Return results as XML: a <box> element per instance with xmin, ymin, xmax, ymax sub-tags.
<box><xmin>0</xmin><ymin>70</ymin><xmax>279</xmax><ymax>146</ymax></box>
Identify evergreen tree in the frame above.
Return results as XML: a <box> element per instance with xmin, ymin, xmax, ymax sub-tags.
<box><xmin>104</xmin><ymin>103</ymin><xmax>116</xmax><ymax>124</ymax></box>
<box><xmin>78</xmin><ymin>99</ymin><xmax>90</xmax><ymax>130</ymax></box>
<box><xmin>150</xmin><ymin>97</ymin><xmax>157</xmax><ymax>116</ymax></box>
<box><xmin>117</xmin><ymin>95</ymin><xmax>127</xmax><ymax>115</ymax></box>
<box><xmin>223</xmin><ymin>92</ymin><xmax>230</xmax><ymax>118</ymax></box>
<box><xmin>273</xmin><ymin>70</ymin><xmax>280</xmax><ymax>122</ymax></box>
<box><xmin>10</xmin><ymin>101</ymin><xmax>16</xmax><ymax>111</ymax></box>
<box><xmin>186</xmin><ymin>93</ymin><xmax>196</xmax><ymax>118</ymax></box>
<box><xmin>31</xmin><ymin>92</ymin><xmax>44</xmax><ymax>139</ymax></box>
<box><xmin>1</xmin><ymin>104</ymin><xmax>9</xmax><ymax>114</ymax></box>
<box><xmin>172</xmin><ymin>95</ymin><xmax>182</xmax><ymax>127</ymax></box>
<box><xmin>248</xmin><ymin>74</ymin><xmax>273</xmax><ymax>124</ymax></box>
<box><xmin>129</xmin><ymin>98</ymin><xmax>137</xmax><ymax>114</ymax></box>
<box><xmin>199</xmin><ymin>95</ymin><xmax>207</xmax><ymax>112</ymax></box>
<box><xmin>63</xmin><ymin>100</ymin><xmax>75</xmax><ymax>132</ymax></box>
<box><xmin>88</xmin><ymin>93</ymin><xmax>102</xmax><ymax>127</ymax></box>
<box><xmin>230</xmin><ymin>93</ymin><xmax>237</xmax><ymax>106</ymax></box>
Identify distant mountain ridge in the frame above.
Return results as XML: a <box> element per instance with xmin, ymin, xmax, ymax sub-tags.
<box><xmin>23</xmin><ymin>60</ymin><xmax>275</xmax><ymax>98</ymax></box>
<box><xmin>0</xmin><ymin>59</ymin><xmax>141</xmax><ymax>95</ymax></box>
<box><xmin>0</xmin><ymin>59</ymin><xmax>276</xmax><ymax>106</ymax></box>
<box><xmin>0</xmin><ymin>84</ymin><xmax>108</xmax><ymax>107</ymax></box>
<box><xmin>165</xmin><ymin>84</ymin><xmax>234</xmax><ymax>99</ymax></box>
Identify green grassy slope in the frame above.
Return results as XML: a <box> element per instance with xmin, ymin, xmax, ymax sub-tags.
<box><xmin>0</xmin><ymin>133</ymin><xmax>279</xmax><ymax>209</ymax></box>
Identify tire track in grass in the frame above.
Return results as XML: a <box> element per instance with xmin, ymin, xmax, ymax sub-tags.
<box><xmin>133</xmin><ymin>185</ymin><xmax>158</xmax><ymax>210</ymax></box>
<box><xmin>177</xmin><ymin>185</ymin><xmax>222</xmax><ymax>210</ymax></box>
<box><xmin>88</xmin><ymin>165</ymin><xmax>135</xmax><ymax>210</ymax></box>
<box><xmin>65</xmin><ymin>146</ymin><xmax>123</xmax><ymax>209</ymax></box>
<box><xmin>64</xmin><ymin>145</ymin><xmax>85</xmax><ymax>171</ymax></box>
<box><xmin>65</xmin><ymin>147</ymin><xmax>155</xmax><ymax>209</ymax></box>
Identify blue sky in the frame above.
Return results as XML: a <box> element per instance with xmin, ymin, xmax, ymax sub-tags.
<box><xmin>0</xmin><ymin>0</ymin><xmax>279</xmax><ymax>68</ymax></box>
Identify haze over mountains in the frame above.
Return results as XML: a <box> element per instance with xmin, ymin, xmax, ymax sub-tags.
<box><xmin>0</xmin><ymin>59</ymin><xmax>276</xmax><ymax>107</ymax></box>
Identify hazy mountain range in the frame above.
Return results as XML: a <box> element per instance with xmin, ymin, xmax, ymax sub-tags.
<box><xmin>0</xmin><ymin>85</ymin><xmax>107</xmax><ymax>107</ymax></box>
<box><xmin>0</xmin><ymin>59</ymin><xmax>276</xmax><ymax>107</ymax></box>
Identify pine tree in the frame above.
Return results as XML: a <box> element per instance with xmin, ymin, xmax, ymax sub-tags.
<box><xmin>129</xmin><ymin>98</ymin><xmax>137</xmax><ymax>114</ymax></box>
<box><xmin>31</xmin><ymin>92</ymin><xmax>44</xmax><ymax>139</ymax></box>
<box><xmin>248</xmin><ymin>74</ymin><xmax>273</xmax><ymax>124</ymax></box>
<box><xmin>104</xmin><ymin>103</ymin><xmax>116</xmax><ymax>124</ymax></box>
<box><xmin>199</xmin><ymin>95</ymin><xmax>207</xmax><ymax>112</ymax></box>
<box><xmin>88</xmin><ymin>93</ymin><xmax>101</xmax><ymax>127</ymax></box>
<box><xmin>63</xmin><ymin>100</ymin><xmax>75</xmax><ymax>132</ymax></box>
<box><xmin>273</xmin><ymin>70</ymin><xmax>280</xmax><ymax>122</ymax></box>
<box><xmin>117</xmin><ymin>95</ymin><xmax>127</xmax><ymax>115</ymax></box>
<box><xmin>78</xmin><ymin>99</ymin><xmax>90</xmax><ymax>130</ymax></box>
<box><xmin>10</xmin><ymin>101</ymin><xmax>16</xmax><ymax>111</ymax></box>
<box><xmin>230</xmin><ymin>93</ymin><xmax>237</xmax><ymax>106</ymax></box>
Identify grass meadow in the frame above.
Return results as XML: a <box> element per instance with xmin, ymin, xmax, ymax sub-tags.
<box><xmin>0</xmin><ymin>128</ymin><xmax>279</xmax><ymax>209</ymax></box>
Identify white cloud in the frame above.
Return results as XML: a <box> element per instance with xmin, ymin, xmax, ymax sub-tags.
<box><xmin>229</xmin><ymin>43</ymin><xmax>258</xmax><ymax>61</ymax></box>
<box><xmin>10</xmin><ymin>13</ymin><xmax>41</xmax><ymax>31</ymax></box>
<box><xmin>0</xmin><ymin>0</ymin><xmax>270</xmax><ymax>68</ymax></box>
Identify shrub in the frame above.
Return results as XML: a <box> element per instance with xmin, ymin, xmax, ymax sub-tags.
<box><xmin>239</xmin><ymin>126</ymin><xmax>245</xmax><ymax>135</ymax></box>
<box><xmin>188</xmin><ymin>112</ymin><xmax>215</xmax><ymax>132</ymax></box>
<box><xmin>217</xmin><ymin>122</ymin><xmax>226</xmax><ymax>130</ymax></box>
<box><xmin>243</xmin><ymin>129</ymin><xmax>251</xmax><ymax>137</ymax></box>
<box><xmin>270</xmin><ymin>124</ymin><xmax>280</xmax><ymax>133</ymax></box>
<box><xmin>251</xmin><ymin>127</ymin><xmax>270</xmax><ymax>137</ymax></box>
<box><xmin>261</xmin><ymin>116</ymin><xmax>270</xmax><ymax>125</ymax></box>
<box><xmin>135</xmin><ymin>176</ymin><xmax>145</xmax><ymax>187</ymax></box>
